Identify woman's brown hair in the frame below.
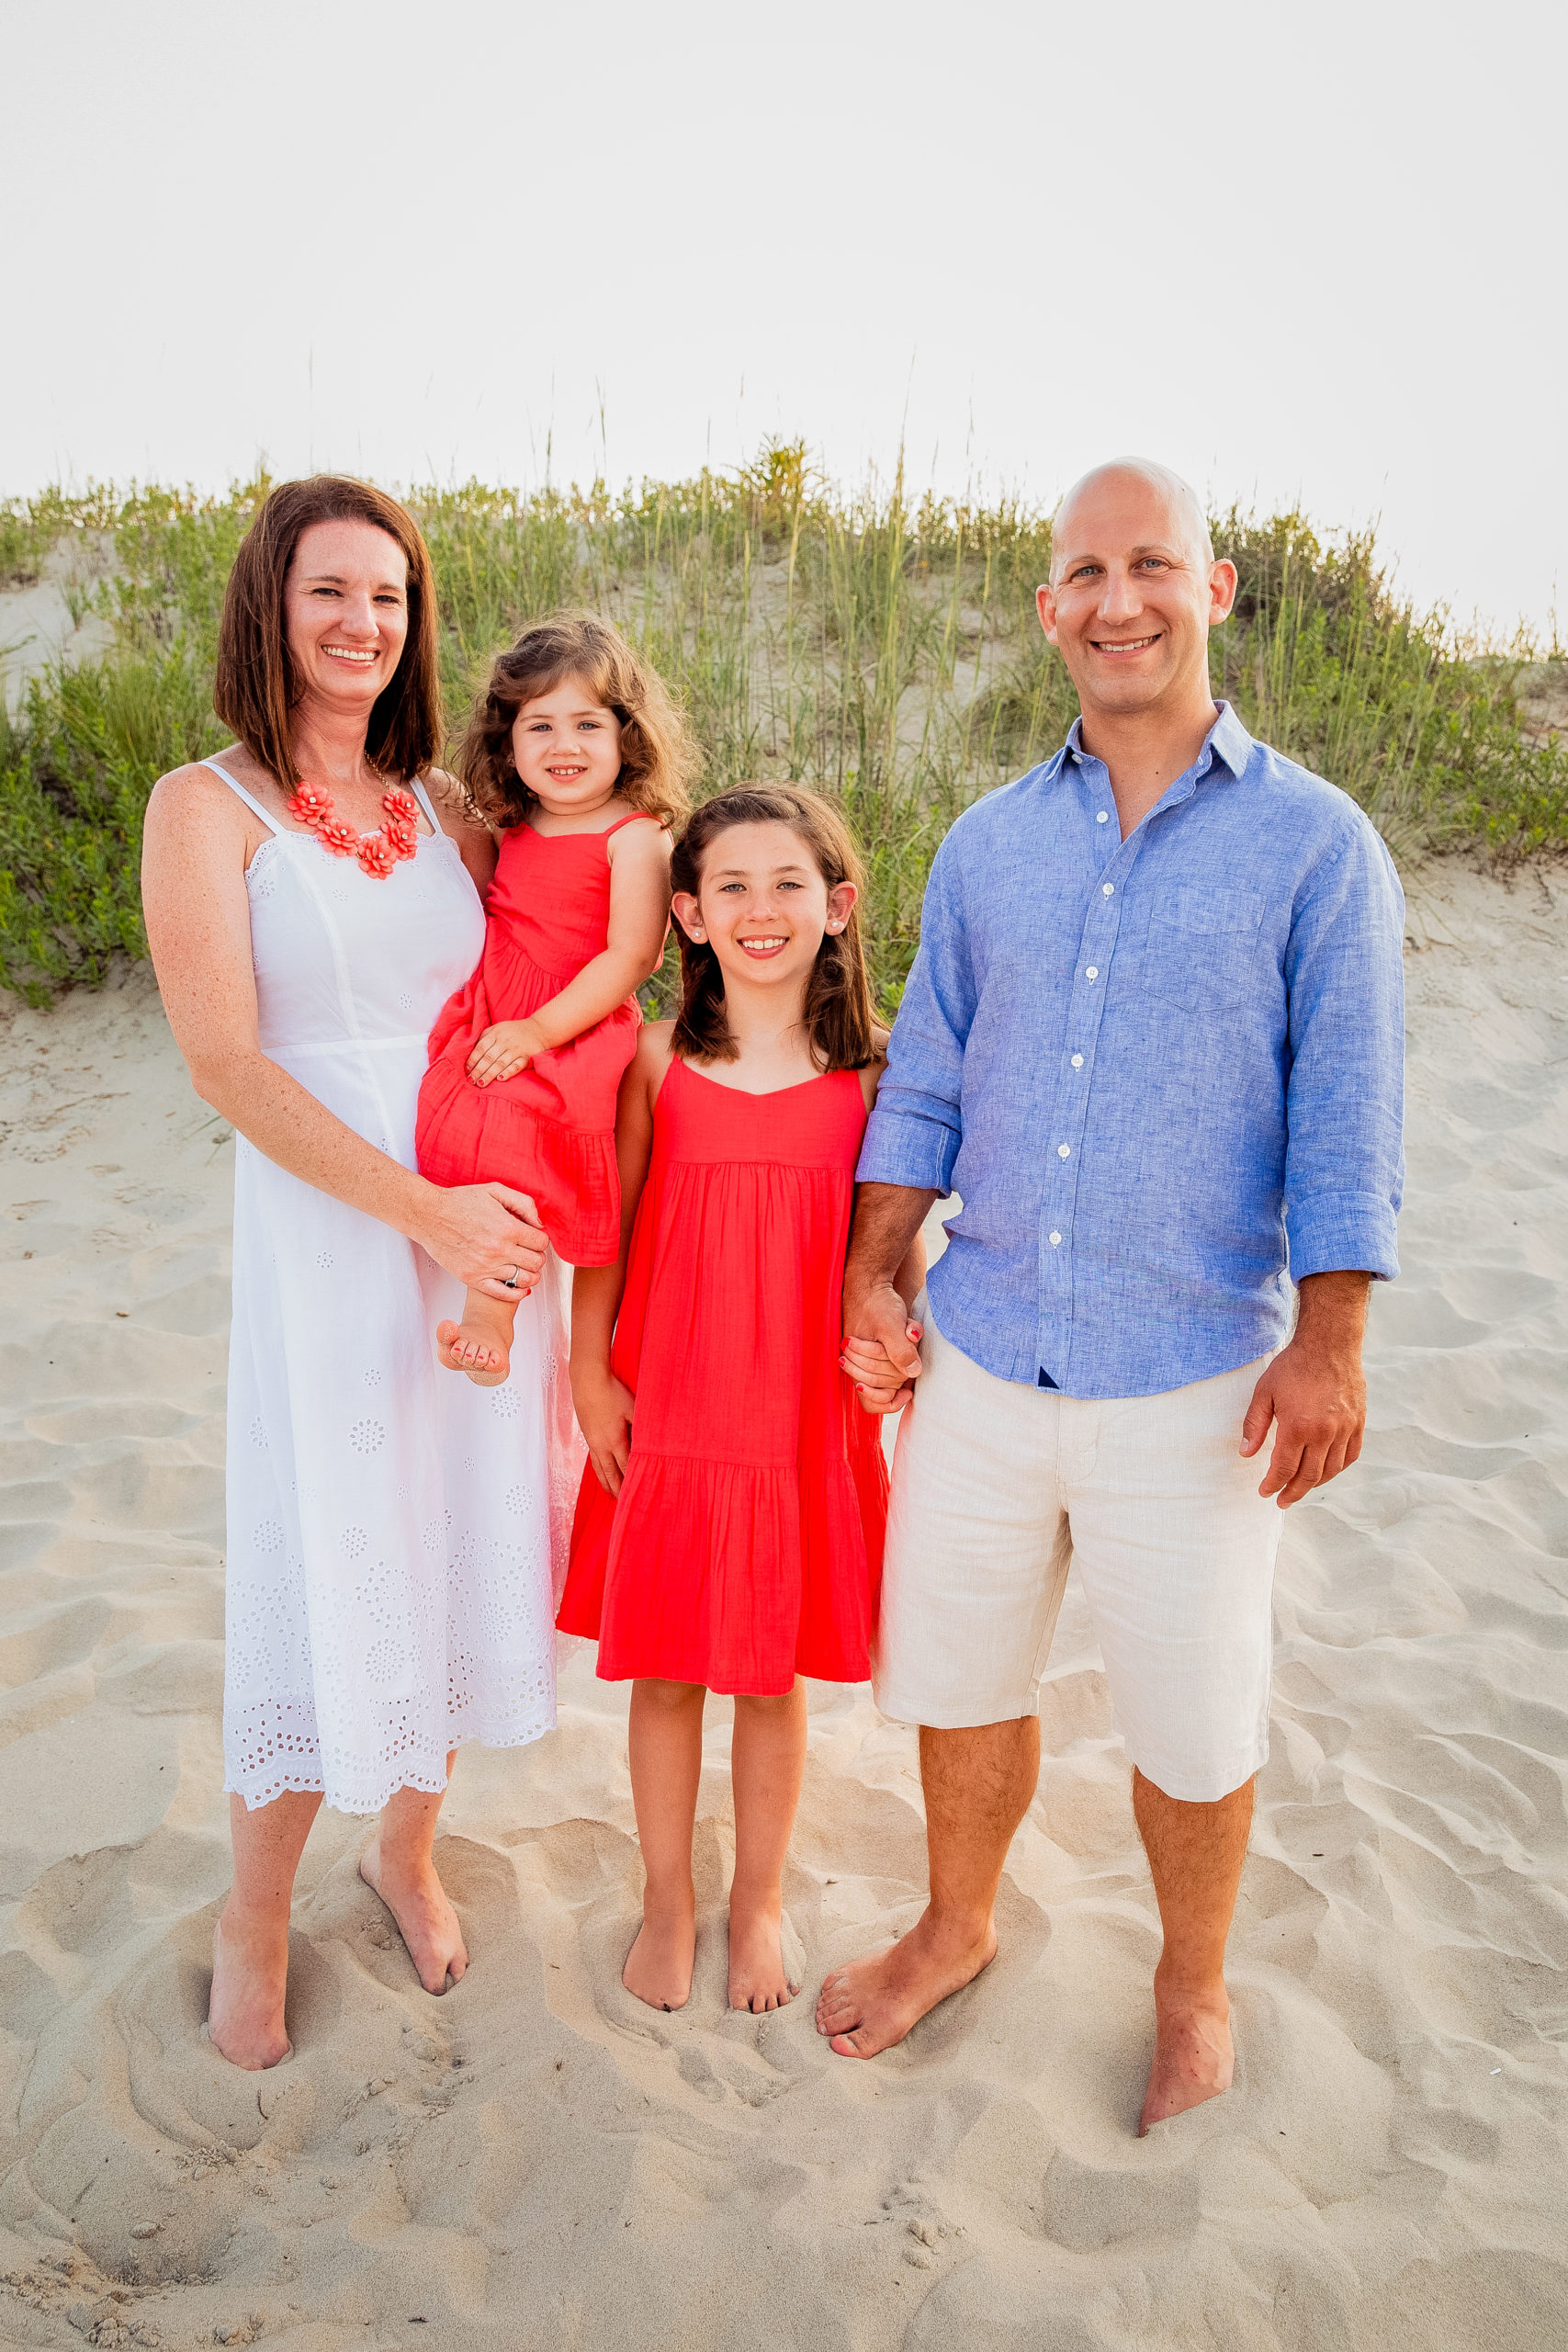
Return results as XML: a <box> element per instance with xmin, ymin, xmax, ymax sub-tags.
<box><xmin>212</xmin><ymin>476</ymin><xmax>443</xmax><ymax>791</ymax></box>
<box><xmin>457</xmin><ymin>612</ymin><xmax>697</xmax><ymax>832</ymax></box>
<box><xmin>671</xmin><ymin>784</ymin><xmax>879</xmax><ymax>1072</ymax></box>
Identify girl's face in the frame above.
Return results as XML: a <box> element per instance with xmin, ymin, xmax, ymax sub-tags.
<box><xmin>672</xmin><ymin>820</ymin><xmax>856</xmax><ymax>995</ymax></box>
<box><xmin>511</xmin><ymin>676</ymin><xmax>624</xmax><ymax>814</ymax></box>
<box><xmin>285</xmin><ymin>519</ymin><xmax>409</xmax><ymax>718</ymax></box>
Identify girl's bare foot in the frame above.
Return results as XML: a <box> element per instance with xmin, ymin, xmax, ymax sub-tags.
<box><xmin>728</xmin><ymin>1899</ymin><xmax>798</xmax><ymax>2013</ymax></box>
<box><xmin>435</xmin><ymin>1315</ymin><xmax>511</xmax><ymax>1387</ymax></box>
<box><xmin>623</xmin><ymin>1905</ymin><xmax>694</xmax><ymax>2011</ymax></box>
<box><xmin>359</xmin><ymin>1839</ymin><xmax>468</xmax><ymax>1994</ymax></box>
<box><xmin>208</xmin><ymin>1906</ymin><xmax>292</xmax><ymax>2071</ymax></box>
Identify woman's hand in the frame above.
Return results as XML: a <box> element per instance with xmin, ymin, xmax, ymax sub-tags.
<box><xmin>416</xmin><ymin>1181</ymin><xmax>548</xmax><ymax>1303</ymax></box>
<box><xmin>468</xmin><ymin>1020</ymin><xmax>546</xmax><ymax>1087</ymax></box>
<box><xmin>572</xmin><ymin>1362</ymin><xmax>636</xmax><ymax>1497</ymax></box>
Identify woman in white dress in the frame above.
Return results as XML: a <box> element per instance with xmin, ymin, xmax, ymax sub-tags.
<box><xmin>142</xmin><ymin>477</ymin><xmax>570</xmax><ymax>2070</ymax></box>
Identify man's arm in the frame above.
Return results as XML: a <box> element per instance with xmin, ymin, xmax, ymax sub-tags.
<box><xmin>840</xmin><ymin>1182</ymin><xmax>938</xmax><ymax>1410</ymax></box>
<box><xmin>1248</xmin><ymin>815</ymin><xmax>1404</xmax><ymax>1506</ymax></box>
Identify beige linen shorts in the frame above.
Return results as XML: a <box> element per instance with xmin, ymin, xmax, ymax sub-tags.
<box><xmin>873</xmin><ymin>1302</ymin><xmax>1282</xmax><ymax>1803</ymax></box>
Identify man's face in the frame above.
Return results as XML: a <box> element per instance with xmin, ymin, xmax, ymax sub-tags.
<box><xmin>1036</xmin><ymin>469</ymin><xmax>1236</xmax><ymax>720</ymax></box>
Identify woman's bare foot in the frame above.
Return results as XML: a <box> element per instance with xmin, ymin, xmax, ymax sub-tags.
<box><xmin>623</xmin><ymin>1904</ymin><xmax>694</xmax><ymax>2012</ymax></box>
<box><xmin>1139</xmin><ymin>1977</ymin><xmax>1234</xmax><ymax>2132</ymax></box>
<box><xmin>208</xmin><ymin>1906</ymin><xmax>292</xmax><ymax>2071</ymax></box>
<box><xmin>359</xmin><ymin>1839</ymin><xmax>468</xmax><ymax>1994</ymax></box>
<box><xmin>814</xmin><ymin>1908</ymin><xmax>998</xmax><ymax>2057</ymax></box>
<box><xmin>728</xmin><ymin>1899</ymin><xmax>797</xmax><ymax>2013</ymax></box>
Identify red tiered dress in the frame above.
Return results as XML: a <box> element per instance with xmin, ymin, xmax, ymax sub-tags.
<box><xmin>557</xmin><ymin>1057</ymin><xmax>889</xmax><ymax>1693</ymax></box>
<box><xmin>415</xmin><ymin>815</ymin><xmax>652</xmax><ymax>1266</ymax></box>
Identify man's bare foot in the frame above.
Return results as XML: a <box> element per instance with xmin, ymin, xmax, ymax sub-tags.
<box><xmin>1139</xmin><ymin>1978</ymin><xmax>1234</xmax><ymax>2132</ymax></box>
<box><xmin>208</xmin><ymin>1906</ymin><xmax>292</xmax><ymax>2071</ymax></box>
<box><xmin>623</xmin><ymin>1905</ymin><xmax>694</xmax><ymax>2012</ymax></box>
<box><xmin>815</xmin><ymin>1908</ymin><xmax>998</xmax><ymax>2056</ymax></box>
<box><xmin>435</xmin><ymin>1313</ymin><xmax>511</xmax><ymax>1388</ymax></box>
<box><xmin>728</xmin><ymin>1899</ymin><xmax>798</xmax><ymax>2013</ymax></box>
<box><xmin>359</xmin><ymin>1840</ymin><xmax>468</xmax><ymax>1995</ymax></box>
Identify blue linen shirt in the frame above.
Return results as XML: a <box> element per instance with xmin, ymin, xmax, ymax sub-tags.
<box><xmin>857</xmin><ymin>703</ymin><xmax>1405</xmax><ymax>1399</ymax></box>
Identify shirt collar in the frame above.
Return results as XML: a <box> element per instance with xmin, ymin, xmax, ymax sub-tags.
<box><xmin>1065</xmin><ymin>699</ymin><xmax>1254</xmax><ymax>785</ymax></box>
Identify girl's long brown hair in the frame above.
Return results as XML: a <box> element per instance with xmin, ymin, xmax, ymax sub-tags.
<box><xmin>457</xmin><ymin>612</ymin><xmax>698</xmax><ymax>831</ymax></box>
<box><xmin>671</xmin><ymin>785</ymin><xmax>878</xmax><ymax>1071</ymax></box>
<box><xmin>213</xmin><ymin>476</ymin><xmax>443</xmax><ymax>790</ymax></box>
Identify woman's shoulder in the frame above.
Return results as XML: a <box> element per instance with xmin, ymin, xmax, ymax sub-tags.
<box><xmin>144</xmin><ymin>745</ymin><xmax>270</xmax><ymax>847</ymax></box>
<box><xmin>422</xmin><ymin>767</ymin><xmax>491</xmax><ymax>842</ymax></box>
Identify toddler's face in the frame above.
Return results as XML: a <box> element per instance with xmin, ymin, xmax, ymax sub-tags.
<box><xmin>511</xmin><ymin>676</ymin><xmax>624</xmax><ymax>814</ymax></box>
<box><xmin>673</xmin><ymin>820</ymin><xmax>856</xmax><ymax>993</ymax></box>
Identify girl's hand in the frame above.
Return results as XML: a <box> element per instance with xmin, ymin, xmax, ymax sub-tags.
<box><xmin>417</xmin><ymin>1181</ymin><xmax>548</xmax><ymax>1303</ymax></box>
<box><xmin>840</xmin><ymin>1325</ymin><xmax>922</xmax><ymax>1416</ymax></box>
<box><xmin>572</xmin><ymin>1363</ymin><xmax>636</xmax><ymax>1497</ymax></box>
<box><xmin>468</xmin><ymin>1020</ymin><xmax>546</xmax><ymax>1087</ymax></box>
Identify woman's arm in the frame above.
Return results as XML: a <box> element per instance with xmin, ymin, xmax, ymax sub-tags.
<box><xmin>570</xmin><ymin>1022</ymin><xmax>672</xmax><ymax>1495</ymax></box>
<box><xmin>467</xmin><ymin>820</ymin><xmax>672</xmax><ymax>1086</ymax></box>
<box><xmin>141</xmin><ymin>766</ymin><xmax>546</xmax><ymax>1301</ymax></box>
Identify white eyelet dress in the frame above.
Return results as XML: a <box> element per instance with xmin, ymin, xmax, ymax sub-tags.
<box><xmin>207</xmin><ymin>761</ymin><xmax>578</xmax><ymax>1814</ymax></box>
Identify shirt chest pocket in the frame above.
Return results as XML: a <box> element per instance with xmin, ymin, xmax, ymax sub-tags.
<box><xmin>1140</xmin><ymin>884</ymin><xmax>1266</xmax><ymax>1009</ymax></box>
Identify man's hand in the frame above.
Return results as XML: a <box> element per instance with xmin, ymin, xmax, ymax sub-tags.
<box><xmin>842</xmin><ymin>1283</ymin><xmax>924</xmax><ymax>1415</ymax></box>
<box><xmin>1241</xmin><ymin>1271</ymin><xmax>1371</xmax><ymax>1507</ymax></box>
<box><xmin>467</xmin><ymin>1019</ymin><xmax>546</xmax><ymax>1087</ymax></box>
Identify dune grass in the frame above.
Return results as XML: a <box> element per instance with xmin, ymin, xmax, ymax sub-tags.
<box><xmin>1</xmin><ymin>447</ymin><xmax>1562</xmax><ymax>1006</ymax></box>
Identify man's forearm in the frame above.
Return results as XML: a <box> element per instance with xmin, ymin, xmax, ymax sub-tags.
<box><xmin>1294</xmin><ymin>1269</ymin><xmax>1372</xmax><ymax>1351</ymax></box>
<box><xmin>845</xmin><ymin>1182</ymin><xmax>939</xmax><ymax>1308</ymax></box>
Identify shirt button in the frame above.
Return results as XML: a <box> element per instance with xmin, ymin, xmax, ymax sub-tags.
<box><xmin>1096</xmin><ymin>810</ymin><xmax>1109</xmax><ymax>823</ymax></box>
<box><xmin>1085</xmin><ymin>967</ymin><xmax>1099</xmax><ymax>980</ymax></box>
<box><xmin>1057</xmin><ymin>1144</ymin><xmax>1071</xmax><ymax>1159</ymax></box>
<box><xmin>1102</xmin><ymin>882</ymin><xmax>1114</xmax><ymax>896</ymax></box>
<box><xmin>1071</xmin><ymin>1053</ymin><xmax>1084</xmax><ymax>1069</ymax></box>
<box><xmin>1049</xmin><ymin>1230</ymin><xmax>1062</xmax><ymax>1246</ymax></box>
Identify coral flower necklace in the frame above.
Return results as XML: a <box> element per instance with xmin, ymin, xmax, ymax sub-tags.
<box><xmin>285</xmin><ymin>781</ymin><xmax>422</xmax><ymax>879</ymax></box>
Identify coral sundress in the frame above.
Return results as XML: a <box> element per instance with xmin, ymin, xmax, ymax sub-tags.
<box><xmin>557</xmin><ymin>1056</ymin><xmax>890</xmax><ymax>1694</ymax></box>
<box><xmin>415</xmin><ymin>815</ymin><xmax>652</xmax><ymax>1266</ymax></box>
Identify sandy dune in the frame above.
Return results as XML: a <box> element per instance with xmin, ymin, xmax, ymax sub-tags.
<box><xmin>0</xmin><ymin>862</ymin><xmax>1563</xmax><ymax>2350</ymax></box>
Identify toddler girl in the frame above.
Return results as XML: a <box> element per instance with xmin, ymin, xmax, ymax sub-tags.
<box><xmin>557</xmin><ymin>785</ymin><xmax>923</xmax><ymax>2014</ymax></box>
<box><xmin>416</xmin><ymin>614</ymin><xmax>695</xmax><ymax>1383</ymax></box>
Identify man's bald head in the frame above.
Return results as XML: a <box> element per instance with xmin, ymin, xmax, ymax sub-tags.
<box><xmin>1050</xmin><ymin>458</ymin><xmax>1214</xmax><ymax>582</ymax></box>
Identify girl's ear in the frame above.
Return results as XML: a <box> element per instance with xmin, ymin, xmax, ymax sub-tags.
<box><xmin>823</xmin><ymin>879</ymin><xmax>858</xmax><ymax>936</ymax></box>
<box><xmin>671</xmin><ymin>890</ymin><xmax>705</xmax><ymax>942</ymax></box>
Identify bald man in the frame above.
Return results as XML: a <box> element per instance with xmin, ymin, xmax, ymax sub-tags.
<box><xmin>818</xmin><ymin>458</ymin><xmax>1404</xmax><ymax>2130</ymax></box>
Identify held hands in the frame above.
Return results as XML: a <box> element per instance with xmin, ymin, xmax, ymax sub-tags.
<box><xmin>840</xmin><ymin>1283</ymin><xmax>925</xmax><ymax>1415</ymax></box>
<box><xmin>418</xmin><ymin>1182</ymin><xmax>548</xmax><ymax>1305</ymax></box>
<box><xmin>467</xmin><ymin>1019</ymin><xmax>547</xmax><ymax>1088</ymax></box>
<box><xmin>1240</xmin><ymin>1272</ymin><xmax>1371</xmax><ymax>1508</ymax></box>
<box><xmin>573</xmin><ymin>1362</ymin><xmax>636</xmax><ymax>1496</ymax></box>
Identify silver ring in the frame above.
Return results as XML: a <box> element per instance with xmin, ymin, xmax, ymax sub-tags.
<box><xmin>502</xmin><ymin>1267</ymin><xmax>519</xmax><ymax>1290</ymax></box>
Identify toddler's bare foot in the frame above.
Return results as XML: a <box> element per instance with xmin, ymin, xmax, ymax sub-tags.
<box><xmin>623</xmin><ymin>1904</ymin><xmax>694</xmax><ymax>2012</ymax></box>
<box><xmin>728</xmin><ymin>1898</ymin><xmax>798</xmax><ymax>2013</ymax></box>
<box><xmin>359</xmin><ymin>1840</ymin><xmax>468</xmax><ymax>1995</ymax></box>
<box><xmin>208</xmin><ymin>1905</ymin><xmax>292</xmax><ymax>2071</ymax></box>
<box><xmin>435</xmin><ymin>1289</ymin><xmax>514</xmax><ymax>1387</ymax></box>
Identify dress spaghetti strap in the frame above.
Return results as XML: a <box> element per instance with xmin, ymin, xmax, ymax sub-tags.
<box><xmin>202</xmin><ymin>757</ymin><xmax>282</xmax><ymax>831</ymax></box>
<box><xmin>407</xmin><ymin>775</ymin><xmax>445</xmax><ymax>837</ymax></box>
<box><xmin>602</xmin><ymin>811</ymin><xmax>659</xmax><ymax>841</ymax></box>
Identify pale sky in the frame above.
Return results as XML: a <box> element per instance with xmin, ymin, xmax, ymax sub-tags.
<box><xmin>7</xmin><ymin>0</ymin><xmax>1563</xmax><ymax>638</ymax></box>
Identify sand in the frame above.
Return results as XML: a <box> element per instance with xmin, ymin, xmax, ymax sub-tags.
<box><xmin>0</xmin><ymin>861</ymin><xmax>1563</xmax><ymax>2351</ymax></box>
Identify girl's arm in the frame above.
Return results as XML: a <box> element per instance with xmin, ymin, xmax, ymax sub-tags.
<box><xmin>571</xmin><ymin>1022</ymin><xmax>674</xmax><ymax>1495</ymax></box>
<box><xmin>468</xmin><ymin>820</ymin><xmax>672</xmax><ymax>1086</ymax></box>
<box><xmin>141</xmin><ymin>765</ymin><xmax>547</xmax><ymax>1302</ymax></box>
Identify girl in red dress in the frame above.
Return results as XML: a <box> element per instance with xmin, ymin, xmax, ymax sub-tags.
<box><xmin>415</xmin><ymin>615</ymin><xmax>696</xmax><ymax>1384</ymax></box>
<box><xmin>558</xmin><ymin>785</ymin><xmax>924</xmax><ymax>2016</ymax></box>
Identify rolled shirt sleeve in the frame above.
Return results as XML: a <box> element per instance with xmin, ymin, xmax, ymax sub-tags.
<box><xmin>1281</xmin><ymin>815</ymin><xmax>1405</xmax><ymax>1282</ymax></box>
<box><xmin>857</xmin><ymin>830</ymin><xmax>975</xmax><ymax>1194</ymax></box>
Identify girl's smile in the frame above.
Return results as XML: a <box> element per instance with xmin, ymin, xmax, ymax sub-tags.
<box><xmin>512</xmin><ymin>677</ymin><xmax>625</xmax><ymax>816</ymax></box>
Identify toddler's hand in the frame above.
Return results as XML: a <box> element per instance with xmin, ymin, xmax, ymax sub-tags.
<box><xmin>572</xmin><ymin>1365</ymin><xmax>636</xmax><ymax>1497</ymax></box>
<box><xmin>840</xmin><ymin>1326</ymin><xmax>922</xmax><ymax>1416</ymax></box>
<box><xmin>468</xmin><ymin>1021</ymin><xmax>543</xmax><ymax>1087</ymax></box>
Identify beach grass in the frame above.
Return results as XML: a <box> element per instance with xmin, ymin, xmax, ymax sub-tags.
<box><xmin>1</xmin><ymin>449</ymin><xmax>1562</xmax><ymax>1005</ymax></box>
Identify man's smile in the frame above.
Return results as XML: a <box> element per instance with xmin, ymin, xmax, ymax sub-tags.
<box><xmin>1089</xmin><ymin>633</ymin><xmax>1162</xmax><ymax>657</ymax></box>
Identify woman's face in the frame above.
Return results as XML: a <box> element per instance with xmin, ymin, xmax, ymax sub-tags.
<box><xmin>510</xmin><ymin>676</ymin><xmax>624</xmax><ymax>815</ymax></box>
<box><xmin>285</xmin><ymin>519</ymin><xmax>409</xmax><ymax>718</ymax></box>
<box><xmin>672</xmin><ymin>820</ymin><xmax>856</xmax><ymax>994</ymax></box>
